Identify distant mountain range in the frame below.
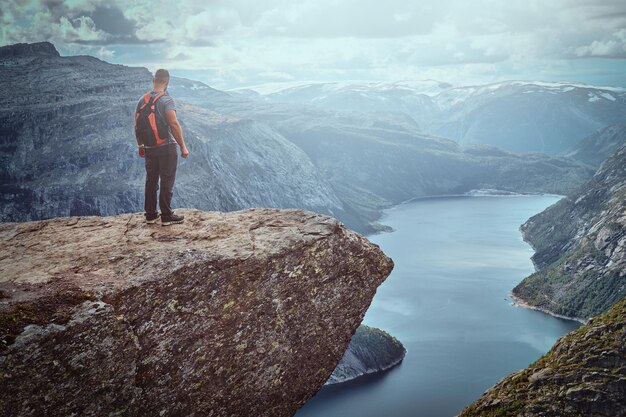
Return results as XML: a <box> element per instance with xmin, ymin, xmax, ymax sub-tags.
<box><xmin>0</xmin><ymin>42</ymin><xmax>596</xmax><ymax>233</ymax></box>
<box><xmin>236</xmin><ymin>80</ymin><xmax>626</xmax><ymax>155</ymax></box>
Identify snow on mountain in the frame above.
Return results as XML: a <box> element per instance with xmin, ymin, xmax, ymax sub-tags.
<box><xmin>234</xmin><ymin>78</ymin><xmax>626</xmax><ymax>154</ymax></box>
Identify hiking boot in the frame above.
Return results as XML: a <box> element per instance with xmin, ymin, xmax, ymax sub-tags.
<box><xmin>146</xmin><ymin>213</ymin><xmax>160</xmax><ymax>224</ymax></box>
<box><xmin>161</xmin><ymin>213</ymin><xmax>184</xmax><ymax>226</ymax></box>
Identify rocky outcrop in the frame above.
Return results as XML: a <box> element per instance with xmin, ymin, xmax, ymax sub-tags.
<box><xmin>513</xmin><ymin>143</ymin><xmax>626</xmax><ymax>320</ymax></box>
<box><xmin>326</xmin><ymin>324</ymin><xmax>406</xmax><ymax>385</ymax></box>
<box><xmin>458</xmin><ymin>297</ymin><xmax>626</xmax><ymax>417</ymax></box>
<box><xmin>0</xmin><ymin>208</ymin><xmax>393</xmax><ymax>417</ymax></box>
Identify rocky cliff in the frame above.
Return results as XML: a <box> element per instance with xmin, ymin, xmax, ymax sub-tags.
<box><xmin>0</xmin><ymin>42</ymin><xmax>359</xmax><ymax>230</ymax></box>
<box><xmin>1</xmin><ymin>42</ymin><xmax>594</xmax><ymax>235</ymax></box>
<box><xmin>326</xmin><ymin>324</ymin><xmax>406</xmax><ymax>385</ymax></box>
<box><xmin>458</xmin><ymin>297</ymin><xmax>626</xmax><ymax>417</ymax></box>
<box><xmin>0</xmin><ymin>208</ymin><xmax>393</xmax><ymax>417</ymax></box>
<box><xmin>513</xmin><ymin>143</ymin><xmax>626</xmax><ymax>320</ymax></box>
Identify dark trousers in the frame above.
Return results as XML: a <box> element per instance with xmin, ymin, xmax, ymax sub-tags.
<box><xmin>144</xmin><ymin>145</ymin><xmax>178</xmax><ymax>217</ymax></box>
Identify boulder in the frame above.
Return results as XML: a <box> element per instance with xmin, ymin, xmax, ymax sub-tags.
<box><xmin>0</xmin><ymin>208</ymin><xmax>393</xmax><ymax>417</ymax></box>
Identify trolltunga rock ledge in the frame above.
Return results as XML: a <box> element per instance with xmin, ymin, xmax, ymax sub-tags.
<box><xmin>0</xmin><ymin>208</ymin><xmax>393</xmax><ymax>417</ymax></box>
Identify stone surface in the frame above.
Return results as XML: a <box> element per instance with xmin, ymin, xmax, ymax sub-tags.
<box><xmin>513</xmin><ymin>143</ymin><xmax>626</xmax><ymax>320</ymax></box>
<box><xmin>458</xmin><ymin>297</ymin><xmax>626</xmax><ymax>417</ymax></box>
<box><xmin>0</xmin><ymin>208</ymin><xmax>393</xmax><ymax>417</ymax></box>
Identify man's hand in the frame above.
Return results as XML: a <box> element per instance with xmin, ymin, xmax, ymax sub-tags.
<box><xmin>138</xmin><ymin>146</ymin><xmax>145</xmax><ymax>158</ymax></box>
<box><xmin>181</xmin><ymin>145</ymin><xmax>189</xmax><ymax>158</ymax></box>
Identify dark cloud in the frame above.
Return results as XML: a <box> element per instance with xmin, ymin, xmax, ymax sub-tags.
<box><xmin>90</xmin><ymin>6</ymin><xmax>136</xmax><ymax>37</ymax></box>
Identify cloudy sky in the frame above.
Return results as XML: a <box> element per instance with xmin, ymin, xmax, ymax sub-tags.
<box><xmin>2</xmin><ymin>0</ymin><xmax>626</xmax><ymax>89</ymax></box>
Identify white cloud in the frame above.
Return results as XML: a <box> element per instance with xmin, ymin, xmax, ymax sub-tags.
<box><xmin>2</xmin><ymin>0</ymin><xmax>626</xmax><ymax>88</ymax></box>
<box><xmin>97</xmin><ymin>46</ymin><xmax>115</xmax><ymax>58</ymax></box>
<box><xmin>575</xmin><ymin>29</ymin><xmax>626</xmax><ymax>58</ymax></box>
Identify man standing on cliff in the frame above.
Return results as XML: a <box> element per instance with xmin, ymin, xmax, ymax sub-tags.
<box><xmin>135</xmin><ymin>69</ymin><xmax>189</xmax><ymax>226</ymax></box>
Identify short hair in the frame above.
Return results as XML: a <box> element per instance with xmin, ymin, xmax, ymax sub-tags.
<box><xmin>154</xmin><ymin>68</ymin><xmax>170</xmax><ymax>83</ymax></box>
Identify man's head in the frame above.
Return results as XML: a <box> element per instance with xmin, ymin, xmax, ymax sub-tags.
<box><xmin>153</xmin><ymin>68</ymin><xmax>170</xmax><ymax>90</ymax></box>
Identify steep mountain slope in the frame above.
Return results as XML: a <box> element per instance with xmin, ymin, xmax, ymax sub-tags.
<box><xmin>561</xmin><ymin>124</ymin><xmax>626</xmax><ymax>169</ymax></box>
<box><xmin>1</xmin><ymin>42</ymin><xmax>595</xmax><ymax>235</ymax></box>
<box><xmin>458</xmin><ymin>297</ymin><xmax>626</xmax><ymax>417</ymax></box>
<box><xmin>0</xmin><ymin>42</ymin><xmax>359</xmax><ymax>229</ymax></box>
<box><xmin>512</xmin><ymin>143</ymin><xmax>626</xmax><ymax>320</ymax></box>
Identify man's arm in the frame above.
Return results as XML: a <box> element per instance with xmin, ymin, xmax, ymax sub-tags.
<box><xmin>165</xmin><ymin>109</ymin><xmax>189</xmax><ymax>158</ymax></box>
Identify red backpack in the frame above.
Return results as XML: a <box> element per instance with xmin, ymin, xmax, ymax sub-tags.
<box><xmin>135</xmin><ymin>93</ymin><xmax>169</xmax><ymax>147</ymax></box>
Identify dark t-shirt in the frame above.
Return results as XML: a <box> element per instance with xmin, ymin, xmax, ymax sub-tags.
<box><xmin>136</xmin><ymin>90</ymin><xmax>177</xmax><ymax>147</ymax></box>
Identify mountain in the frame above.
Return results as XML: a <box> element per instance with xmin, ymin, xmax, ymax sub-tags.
<box><xmin>242</xmin><ymin>80</ymin><xmax>626</xmax><ymax>155</ymax></box>
<box><xmin>0</xmin><ymin>42</ymin><xmax>365</xmax><ymax>230</ymax></box>
<box><xmin>458</xmin><ymin>297</ymin><xmax>626</xmax><ymax>417</ymax></box>
<box><xmin>561</xmin><ymin>124</ymin><xmax>626</xmax><ymax>169</ymax></box>
<box><xmin>230</xmin><ymin>79</ymin><xmax>452</xmax><ymax>129</ymax></box>
<box><xmin>0</xmin><ymin>208</ymin><xmax>394</xmax><ymax>416</ymax></box>
<box><xmin>430</xmin><ymin>81</ymin><xmax>626</xmax><ymax>154</ymax></box>
<box><xmin>512</xmin><ymin>143</ymin><xmax>626</xmax><ymax>320</ymax></box>
<box><xmin>172</xmin><ymin>78</ymin><xmax>594</xmax><ymax>227</ymax></box>
<box><xmin>1</xmin><ymin>42</ymin><xmax>594</xmax><ymax>234</ymax></box>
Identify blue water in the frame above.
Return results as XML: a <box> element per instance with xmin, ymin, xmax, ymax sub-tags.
<box><xmin>297</xmin><ymin>195</ymin><xmax>581</xmax><ymax>417</ymax></box>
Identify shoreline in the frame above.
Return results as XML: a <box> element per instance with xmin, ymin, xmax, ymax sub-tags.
<box><xmin>509</xmin><ymin>292</ymin><xmax>588</xmax><ymax>324</ymax></box>
<box><xmin>325</xmin><ymin>352</ymin><xmax>407</xmax><ymax>386</ymax></box>
<box><xmin>367</xmin><ymin>190</ymin><xmax>564</xmax><ymax>238</ymax></box>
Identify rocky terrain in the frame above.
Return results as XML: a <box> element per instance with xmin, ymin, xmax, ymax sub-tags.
<box><xmin>326</xmin><ymin>325</ymin><xmax>406</xmax><ymax>385</ymax></box>
<box><xmin>561</xmin><ymin>124</ymin><xmax>626</xmax><ymax>169</ymax></box>
<box><xmin>458</xmin><ymin>297</ymin><xmax>626</xmax><ymax>417</ymax></box>
<box><xmin>1</xmin><ymin>42</ymin><xmax>595</xmax><ymax>234</ymax></box>
<box><xmin>0</xmin><ymin>42</ymin><xmax>362</xmax><ymax>230</ymax></box>
<box><xmin>513</xmin><ymin>143</ymin><xmax>626</xmax><ymax>320</ymax></box>
<box><xmin>0</xmin><ymin>208</ymin><xmax>393</xmax><ymax>417</ymax></box>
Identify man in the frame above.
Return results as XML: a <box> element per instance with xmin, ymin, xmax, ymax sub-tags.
<box><xmin>135</xmin><ymin>69</ymin><xmax>189</xmax><ymax>226</ymax></box>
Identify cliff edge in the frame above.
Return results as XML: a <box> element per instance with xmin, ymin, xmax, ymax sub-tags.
<box><xmin>0</xmin><ymin>208</ymin><xmax>393</xmax><ymax>417</ymax></box>
<box><xmin>513</xmin><ymin>143</ymin><xmax>626</xmax><ymax>320</ymax></box>
<box><xmin>458</xmin><ymin>297</ymin><xmax>626</xmax><ymax>417</ymax></box>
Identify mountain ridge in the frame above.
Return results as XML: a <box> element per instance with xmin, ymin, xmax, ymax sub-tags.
<box><xmin>512</xmin><ymin>142</ymin><xmax>626</xmax><ymax>320</ymax></box>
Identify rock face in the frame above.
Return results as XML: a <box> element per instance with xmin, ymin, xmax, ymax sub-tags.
<box><xmin>1</xmin><ymin>42</ymin><xmax>594</xmax><ymax>235</ymax></box>
<box><xmin>561</xmin><ymin>124</ymin><xmax>626</xmax><ymax>169</ymax></box>
<box><xmin>0</xmin><ymin>208</ymin><xmax>394</xmax><ymax>417</ymax></box>
<box><xmin>0</xmin><ymin>42</ymin><xmax>356</xmax><ymax>230</ymax></box>
<box><xmin>326</xmin><ymin>324</ymin><xmax>406</xmax><ymax>385</ymax></box>
<box><xmin>513</xmin><ymin>143</ymin><xmax>626</xmax><ymax>320</ymax></box>
<box><xmin>458</xmin><ymin>297</ymin><xmax>626</xmax><ymax>417</ymax></box>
